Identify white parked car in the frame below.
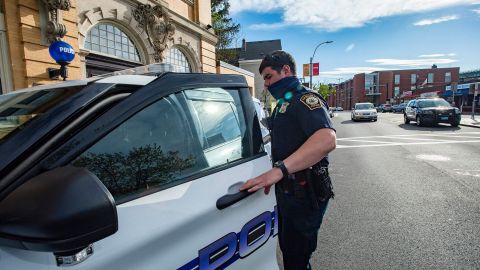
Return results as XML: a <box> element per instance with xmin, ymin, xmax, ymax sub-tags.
<box><xmin>0</xmin><ymin>64</ymin><xmax>278</xmax><ymax>270</ymax></box>
<box><xmin>351</xmin><ymin>102</ymin><xmax>378</xmax><ymax>121</ymax></box>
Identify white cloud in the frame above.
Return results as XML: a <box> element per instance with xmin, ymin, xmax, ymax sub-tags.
<box><xmin>345</xmin><ymin>44</ymin><xmax>355</xmax><ymax>52</ymax></box>
<box><xmin>231</xmin><ymin>0</ymin><xmax>477</xmax><ymax>31</ymax></box>
<box><xmin>318</xmin><ymin>55</ymin><xmax>457</xmax><ymax>78</ymax></box>
<box><xmin>367</xmin><ymin>58</ymin><xmax>458</xmax><ymax>67</ymax></box>
<box><xmin>413</xmin><ymin>15</ymin><xmax>459</xmax><ymax>26</ymax></box>
<box><xmin>473</xmin><ymin>8</ymin><xmax>480</xmax><ymax>14</ymax></box>
<box><xmin>419</xmin><ymin>54</ymin><xmax>446</xmax><ymax>57</ymax></box>
<box><xmin>419</xmin><ymin>53</ymin><xmax>456</xmax><ymax>57</ymax></box>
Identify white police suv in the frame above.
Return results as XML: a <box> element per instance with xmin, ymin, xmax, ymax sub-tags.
<box><xmin>0</xmin><ymin>65</ymin><xmax>278</xmax><ymax>270</ymax></box>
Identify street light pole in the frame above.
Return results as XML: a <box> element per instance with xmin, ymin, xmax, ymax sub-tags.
<box><xmin>309</xmin><ymin>40</ymin><xmax>333</xmax><ymax>88</ymax></box>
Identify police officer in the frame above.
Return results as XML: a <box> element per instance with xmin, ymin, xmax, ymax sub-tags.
<box><xmin>241</xmin><ymin>50</ymin><xmax>336</xmax><ymax>270</ymax></box>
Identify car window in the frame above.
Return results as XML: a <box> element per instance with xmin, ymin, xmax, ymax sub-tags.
<box><xmin>417</xmin><ymin>99</ymin><xmax>450</xmax><ymax>108</ymax></box>
<box><xmin>0</xmin><ymin>86</ymin><xmax>83</xmax><ymax>142</ymax></box>
<box><xmin>355</xmin><ymin>103</ymin><xmax>374</xmax><ymax>110</ymax></box>
<box><xmin>186</xmin><ymin>88</ymin><xmax>247</xmax><ymax>167</ymax></box>
<box><xmin>71</xmin><ymin>88</ymin><xmax>259</xmax><ymax>202</ymax></box>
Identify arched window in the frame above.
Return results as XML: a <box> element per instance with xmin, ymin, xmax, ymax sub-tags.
<box><xmin>85</xmin><ymin>23</ymin><xmax>141</xmax><ymax>62</ymax></box>
<box><xmin>165</xmin><ymin>47</ymin><xmax>191</xmax><ymax>73</ymax></box>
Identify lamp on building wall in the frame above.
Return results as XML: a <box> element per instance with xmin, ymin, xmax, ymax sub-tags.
<box><xmin>48</xmin><ymin>40</ymin><xmax>75</xmax><ymax>81</ymax></box>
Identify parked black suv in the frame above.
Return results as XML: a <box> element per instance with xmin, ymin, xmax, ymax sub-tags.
<box><xmin>404</xmin><ymin>98</ymin><xmax>461</xmax><ymax>127</ymax></box>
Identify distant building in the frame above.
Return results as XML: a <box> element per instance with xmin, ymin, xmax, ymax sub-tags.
<box><xmin>454</xmin><ymin>69</ymin><xmax>480</xmax><ymax>113</ymax></box>
<box><xmin>221</xmin><ymin>39</ymin><xmax>282</xmax><ymax>111</ymax></box>
<box><xmin>330</xmin><ymin>66</ymin><xmax>460</xmax><ymax>110</ymax></box>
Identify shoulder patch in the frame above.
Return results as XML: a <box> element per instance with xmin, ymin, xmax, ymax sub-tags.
<box><xmin>300</xmin><ymin>94</ymin><xmax>323</xmax><ymax>110</ymax></box>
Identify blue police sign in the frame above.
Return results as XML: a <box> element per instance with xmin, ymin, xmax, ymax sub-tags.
<box><xmin>49</xmin><ymin>41</ymin><xmax>75</xmax><ymax>63</ymax></box>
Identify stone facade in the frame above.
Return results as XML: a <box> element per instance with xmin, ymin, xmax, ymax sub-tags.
<box><xmin>0</xmin><ymin>0</ymin><xmax>218</xmax><ymax>92</ymax></box>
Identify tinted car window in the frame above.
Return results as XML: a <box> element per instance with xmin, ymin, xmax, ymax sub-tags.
<box><xmin>417</xmin><ymin>99</ymin><xmax>451</xmax><ymax>108</ymax></box>
<box><xmin>71</xmin><ymin>88</ymin><xmax>257</xmax><ymax>202</ymax></box>
<box><xmin>0</xmin><ymin>86</ymin><xmax>83</xmax><ymax>142</ymax></box>
<box><xmin>72</xmin><ymin>95</ymin><xmax>206</xmax><ymax>202</ymax></box>
<box><xmin>186</xmin><ymin>88</ymin><xmax>248</xmax><ymax>167</ymax></box>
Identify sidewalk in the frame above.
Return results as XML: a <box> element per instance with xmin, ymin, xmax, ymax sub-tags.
<box><xmin>460</xmin><ymin>115</ymin><xmax>480</xmax><ymax>128</ymax></box>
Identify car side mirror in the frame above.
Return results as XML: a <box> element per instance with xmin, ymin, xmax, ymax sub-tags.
<box><xmin>0</xmin><ymin>166</ymin><xmax>118</xmax><ymax>253</ymax></box>
<box><xmin>411</xmin><ymin>105</ymin><xmax>416</xmax><ymax>108</ymax></box>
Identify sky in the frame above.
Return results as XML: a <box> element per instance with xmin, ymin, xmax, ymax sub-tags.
<box><xmin>228</xmin><ymin>0</ymin><xmax>480</xmax><ymax>84</ymax></box>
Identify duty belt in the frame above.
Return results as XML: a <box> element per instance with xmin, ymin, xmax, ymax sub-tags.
<box><xmin>278</xmin><ymin>165</ymin><xmax>333</xmax><ymax>209</ymax></box>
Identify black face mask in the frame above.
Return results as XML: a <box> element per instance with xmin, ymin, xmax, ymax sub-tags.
<box><xmin>267</xmin><ymin>76</ymin><xmax>301</xmax><ymax>100</ymax></box>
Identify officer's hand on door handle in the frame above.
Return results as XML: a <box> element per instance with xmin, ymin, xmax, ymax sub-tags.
<box><xmin>240</xmin><ymin>167</ymin><xmax>283</xmax><ymax>195</ymax></box>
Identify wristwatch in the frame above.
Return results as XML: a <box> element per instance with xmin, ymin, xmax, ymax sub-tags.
<box><xmin>273</xmin><ymin>160</ymin><xmax>289</xmax><ymax>179</ymax></box>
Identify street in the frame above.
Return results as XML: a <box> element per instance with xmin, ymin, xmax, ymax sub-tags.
<box><xmin>311</xmin><ymin>111</ymin><xmax>480</xmax><ymax>269</ymax></box>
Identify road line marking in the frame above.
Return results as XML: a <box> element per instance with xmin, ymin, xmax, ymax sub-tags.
<box><xmin>338</xmin><ymin>139</ymin><xmax>394</xmax><ymax>144</ymax></box>
<box><xmin>424</xmin><ymin>134</ymin><xmax>480</xmax><ymax>139</ymax></box>
<box><xmin>337</xmin><ymin>132</ymin><xmax>480</xmax><ymax>141</ymax></box>
<box><xmin>340</xmin><ymin>137</ymin><xmax>451</xmax><ymax>142</ymax></box>
<box><xmin>336</xmin><ymin>140</ymin><xmax>480</xmax><ymax>149</ymax></box>
<box><xmin>380</xmin><ymin>137</ymin><xmax>451</xmax><ymax>142</ymax></box>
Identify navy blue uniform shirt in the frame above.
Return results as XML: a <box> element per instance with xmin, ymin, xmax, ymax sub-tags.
<box><xmin>271</xmin><ymin>85</ymin><xmax>335</xmax><ymax>165</ymax></box>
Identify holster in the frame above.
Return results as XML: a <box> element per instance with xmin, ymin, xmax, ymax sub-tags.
<box><xmin>310</xmin><ymin>165</ymin><xmax>335</xmax><ymax>202</ymax></box>
<box><xmin>279</xmin><ymin>165</ymin><xmax>334</xmax><ymax>210</ymax></box>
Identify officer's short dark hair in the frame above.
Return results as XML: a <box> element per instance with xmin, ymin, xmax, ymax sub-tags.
<box><xmin>259</xmin><ymin>50</ymin><xmax>296</xmax><ymax>75</ymax></box>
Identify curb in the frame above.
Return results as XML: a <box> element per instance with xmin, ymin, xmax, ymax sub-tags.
<box><xmin>459</xmin><ymin>123</ymin><xmax>480</xmax><ymax>128</ymax></box>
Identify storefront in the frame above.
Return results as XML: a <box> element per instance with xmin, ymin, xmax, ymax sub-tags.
<box><xmin>444</xmin><ymin>83</ymin><xmax>480</xmax><ymax>112</ymax></box>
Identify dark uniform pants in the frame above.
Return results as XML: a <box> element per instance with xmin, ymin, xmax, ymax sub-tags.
<box><xmin>276</xmin><ymin>185</ymin><xmax>330</xmax><ymax>270</ymax></box>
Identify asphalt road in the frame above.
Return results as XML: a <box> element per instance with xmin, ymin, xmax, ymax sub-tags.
<box><xmin>307</xmin><ymin>111</ymin><xmax>480</xmax><ymax>270</ymax></box>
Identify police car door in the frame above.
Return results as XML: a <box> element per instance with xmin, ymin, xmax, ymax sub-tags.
<box><xmin>0</xmin><ymin>73</ymin><xmax>278</xmax><ymax>270</ymax></box>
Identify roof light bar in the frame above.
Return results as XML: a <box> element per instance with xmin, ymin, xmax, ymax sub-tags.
<box><xmin>93</xmin><ymin>63</ymin><xmax>175</xmax><ymax>78</ymax></box>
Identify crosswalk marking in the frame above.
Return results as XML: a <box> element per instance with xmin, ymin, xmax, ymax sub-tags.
<box><xmin>336</xmin><ymin>132</ymin><xmax>480</xmax><ymax>149</ymax></box>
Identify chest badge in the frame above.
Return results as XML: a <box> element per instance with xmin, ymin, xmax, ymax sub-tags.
<box><xmin>300</xmin><ymin>94</ymin><xmax>322</xmax><ymax>110</ymax></box>
<box><xmin>278</xmin><ymin>102</ymin><xmax>290</xmax><ymax>113</ymax></box>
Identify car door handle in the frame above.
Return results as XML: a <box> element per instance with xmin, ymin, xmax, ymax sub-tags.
<box><xmin>216</xmin><ymin>190</ymin><xmax>255</xmax><ymax>210</ymax></box>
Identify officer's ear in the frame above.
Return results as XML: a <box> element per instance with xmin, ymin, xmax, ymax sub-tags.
<box><xmin>282</xmin><ymin>65</ymin><xmax>293</xmax><ymax>76</ymax></box>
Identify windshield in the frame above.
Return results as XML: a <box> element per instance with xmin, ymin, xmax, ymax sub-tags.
<box><xmin>417</xmin><ymin>99</ymin><xmax>451</xmax><ymax>108</ymax></box>
<box><xmin>0</xmin><ymin>86</ymin><xmax>84</xmax><ymax>142</ymax></box>
<box><xmin>355</xmin><ymin>103</ymin><xmax>374</xmax><ymax>110</ymax></box>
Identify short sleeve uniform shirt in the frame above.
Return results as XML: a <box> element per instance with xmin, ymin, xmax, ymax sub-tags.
<box><xmin>271</xmin><ymin>89</ymin><xmax>335</xmax><ymax>165</ymax></box>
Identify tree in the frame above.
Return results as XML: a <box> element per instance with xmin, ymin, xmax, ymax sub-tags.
<box><xmin>73</xmin><ymin>144</ymin><xmax>195</xmax><ymax>198</ymax></box>
<box><xmin>312</xmin><ymin>83</ymin><xmax>332</xmax><ymax>99</ymax></box>
<box><xmin>211</xmin><ymin>0</ymin><xmax>240</xmax><ymax>62</ymax></box>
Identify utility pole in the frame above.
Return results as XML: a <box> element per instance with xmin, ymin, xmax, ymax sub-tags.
<box><xmin>473</xmin><ymin>83</ymin><xmax>479</xmax><ymax>120</ymax></box>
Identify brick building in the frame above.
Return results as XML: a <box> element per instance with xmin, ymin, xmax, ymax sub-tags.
<box><xmin>330</xmin><ymin>66</ymin><xmax>460</xmax><ymax>110</ymax></box>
